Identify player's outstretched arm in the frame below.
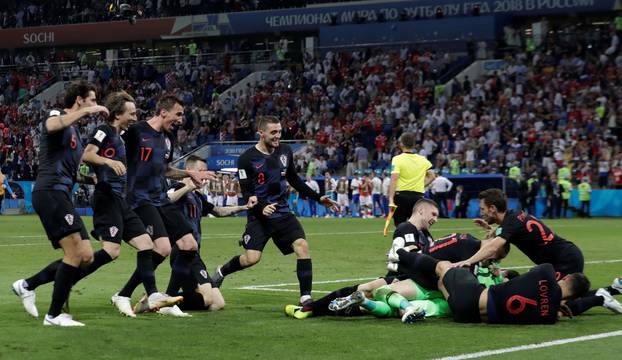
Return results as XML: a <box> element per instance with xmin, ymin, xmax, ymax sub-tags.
<box><xmin>167</xmin><ymin>178</ymin><xmax>197</xmax><ymax>203</ymax></box>
<box><xmin>212</xmin><ymin>202</ymin><xmax>254</xmax><ymax>217</ymax></box>
<box><xmin>45</xmin><ymin>106</ymin><xmax>109</xmax><ymax>133</ymax></box>
<box><xmin>452</xmin><ymin>236</ymin><xmax>507</xmax><ymax>268</ymax></box>
<box><xmin>166</xmin><ymin>165</ymin><xmax>217</xmax><ymax>183</ymax></box>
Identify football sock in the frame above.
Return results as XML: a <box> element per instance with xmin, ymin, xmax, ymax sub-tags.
<box><xmin>386</xmin><ymin>291</ymin><xmax>411</xmax><ymax>310</ymax></box>
<box><xmin>566</xmin><ymin>295</ymin><xmax>604</xmax><ymax>316</ymax></box>
<box><xmin>169</xmin><ymin>245</ymin><xmax>179</xmax><ymax>267</ymax></box>
<box><xmin>297</xmin><ymin>258</ymin><xmax>313</xmax><ymax>297</ymax></box>
<box><xmin>24</xmin><ymin>259</ymin><xmax>61</xmax><ymax>290</ymax></box>
<box><xmin>307</xmin><ymin>284</ymin><xmax>359</xmax><ymax>315</ymax></box>
<box><xmin>166</xmin><ymin>250</ymin><xmax>195</xmax><ymax>295</ymax></box>
<box><xmin>137</xmin><ymin>250</ymin><xmax>157</xmax><ymax>295</ymax></box>
<box><xmin>74</xmin><ymin>249</ymin><xmax>113</xmax><ymax>283</ymax></box>
<box><xmin>360</xmin><ymin>299</ymin><xmax>395</xmax><ymax>318</ymax></box>
<box><xmin>119</xmin><ymin>251</ymin><xmax>166</xmax><ymax>297</ymax></box>
<box><xmin>48</xmin><ymin>262</ymin><xmax>79</xmax><ymax>317</ymax></box>
<box><xmin>220</xmin><ymin>255</ymin><xmax>243</xmax><ymax>276</ymax></box>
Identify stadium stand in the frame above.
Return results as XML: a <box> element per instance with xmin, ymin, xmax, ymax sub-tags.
<box><xmin>0</xmin><ymin>1</ymin><xmax>621</xmax><ymax>220</ymax></box>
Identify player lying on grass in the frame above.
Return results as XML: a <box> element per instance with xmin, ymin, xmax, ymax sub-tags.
<box><xmin>456</xmin><ymin>189</ymin><xmax>622</xmax><ymax>316</ymax></box>
<box><xmin>132</xmin><ymin>155</ymin><xmax>254</xmax><ymax>315</ymax></box>
<box><xmin>396</xmin><ymin>250</ymin><xmax>590</xmax><ymax>324</ymax></box>
<box><xmin>326</xmin><ymin>265</ymin><xmax>520</xmax><ymax>323</ymax></box>
<box><xmin>285</xmin><ymin>199</ymin><xmax>511</xmax><ymax>320</ymax></box>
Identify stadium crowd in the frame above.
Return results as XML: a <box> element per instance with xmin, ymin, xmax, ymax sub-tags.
<box><xmin>1</xmin><ymin>21</ymin><xmax>622</xmax><ymax>196</ymax></box>
<box><xmin>0</xmin><ymin>0</ymin><xmax>357</xmax><ymax>28</ymax></box>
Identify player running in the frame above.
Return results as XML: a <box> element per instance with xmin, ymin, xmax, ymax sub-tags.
<box><xmin>83</xmin><ymin>91</ymin><xmax>181</xmax><ymax>316</ymax></box>
<box><xmin>12</xmin><ymin>81</ymin><xmax>108</xmax><ymax>326</ymax></box>
<box><xmin>110</xmin><ymin>94</ymin><xmax>215</xmax><ymax>316</ymax></box>
<box><xmin>211</xmin><ymin>115</ymin><xmax>337</xmax><ymax>306</ymax></box>
<box><xmin>136</xmin><ymin>155</ymin><xmax>253</xmax><ymax>314</ymax></box>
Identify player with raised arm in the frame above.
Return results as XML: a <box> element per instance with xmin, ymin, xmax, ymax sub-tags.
<box><xmin>135</xmin><ymin>155</ymin><xmax>253</xmax><ymax>314</ymax></box>
<box><xmin>12</xmin><ymin>81</ymin><xmax>108</xmax><ymax>326</ymax></box>
<box><xmin>110</xmin><ymin>94</ymin><xmax>215</xmax><ymax>317</ymax></box>
<box><xmin>453</xmin><ymin>188</ymin><xmax>622</xmax><ymax>316</ymax></box>
<box><xmin>82</xmin><ymin>91</ymin><xmax>181</xmax><ymax>316</ymax></box>
<box><xmin>211</xmin><ymin>116</ymin><xmax>337</xmax><ymax>306</ymax></box>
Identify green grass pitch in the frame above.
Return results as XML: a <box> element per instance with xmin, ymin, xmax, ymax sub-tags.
<box><xmin>1</xmin><ymin>215</ymin><xmax>621</xmax><ymax>359</ymax></box>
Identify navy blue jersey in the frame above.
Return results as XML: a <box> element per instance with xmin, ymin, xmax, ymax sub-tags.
<box><xmin>34</xmin><ymin>109</ymin><xmax>83</xmax><ymax>193</ymax></box>
<box><xmin>393</xmin><ymin>221</ymin><xmax>434</xmax><ymax>252</ymax></box>
<box><xmin>88</xmin><ymin>124</ymin><xmax>127</xmax><ymax>197</ymax></box>
<box><xmin>237</xmin><ymin>144</ymin><xmax>321</xmax><ymax>221</ymax></box>
<box><xmin>497</xmin><ymin>210</ymin><xmax>574</xmax><ymax>266</ymax></box>
<box><xmin>426</xmin><ymin>233</ymin><xmax>482</xmax><ymax>262</ymax></box>
<box><xmin>487</xmin><ymin>263</ymin><xmax>561</xmax><ymax>324</ymax></box>
<box><xmin>170</xmin><ymin>182</ymin><xmax>214</xmax><ymax>248</ymax></box>
<box><xmin>123</xmin><ymin>121</ymin><xmax>175</xmax><ymax>208</ymax></box>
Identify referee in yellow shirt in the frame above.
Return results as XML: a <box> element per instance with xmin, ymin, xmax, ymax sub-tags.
<box><xmin>388</xmin><ymin>132</ymin><xmax>436</xmax><ymax>225</ymax></box>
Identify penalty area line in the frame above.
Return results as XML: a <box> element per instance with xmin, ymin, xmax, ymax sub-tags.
<box><xmin>433</xmin><ymin>330</ymin><xmax>622</xmax><ymax>360</ymax></box>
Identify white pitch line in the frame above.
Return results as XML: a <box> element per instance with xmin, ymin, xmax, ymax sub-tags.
<box><xmin>433</xmin><ymin>330</ymin><xmax>622</xmax><ymax>360</ymax></box>
<box><xmin>3</xmin><ymin>222</ymin><xmax>604</xmax><ymax>240</ymax></box>
<box><xmin>238</xmin><ymin>277</ymin><xmax>378</xmax><ymax>289</ymax></box>
<box><xmin>237</xmin><ymin>287</ymin><xmax>330</xmax><ymax>294</ymax></box>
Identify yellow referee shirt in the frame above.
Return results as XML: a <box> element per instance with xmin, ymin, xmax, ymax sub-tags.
<box><xmin>391</xmin><ymin>153</ymin><xmax>432</xmax><ymax>192</ymax></box>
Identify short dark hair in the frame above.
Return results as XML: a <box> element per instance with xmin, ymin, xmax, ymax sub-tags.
<box><xmin>478</xmin><ymin>188</ymin><xmax>507</xmax><ymax>213</ymax></box>
<box><xmin>257</xmin><ymin>115</ymin><xmax>280</xmax><ymax>131</ymax></box>
<box><xmin>63</xmin><ymin>80</ymin><xmax>97</xmax><ymax>109</ymax></box>
<box><xmin>156</xmin><ymin>94</ymin><xmax>183</xmax><ymax>115</ymax></box>
<box><xmin>399</xmin><ymin>132</ymin><xmax>416</xmax><ymax>149</ymax></box>
<box><xmin>185</xmin><ymin>155</ymin><xmax>205</xmax><ymax>169</ymax></box>
<box><xmin>502</xmin><ymin>269</ymin><xmax>520</xmax><ymax>280</ymax></box>
<box><xmin>104</xmin><ymin>91</ymin><xmax>135</xmax><ymax>123</ymax></box>
<box><xmin>412</xmin><ymin>198</ymin><xmax>439</xmax><ymax>214</ymax></box>
<box><xmin>566</xmin><ymin>272</ymin><xmax>591</xmax><ymax>299</ymax></box>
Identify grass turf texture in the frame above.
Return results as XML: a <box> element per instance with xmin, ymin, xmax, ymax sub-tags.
<box><xmin>1</xmin><ymin>216</ymin><xmax>621</xmax><ymax>359</ymax></box>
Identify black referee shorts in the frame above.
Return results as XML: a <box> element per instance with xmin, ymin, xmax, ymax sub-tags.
<box><xmin>240</xmin><ymin>213</ymin><xmax>306</xmax><ymax>255</ymax></box>
<box><xmin>92</xmin><ymin>189</ymin><xmax>146</xmax><ymax>244</ymax></box>
<box><xmin>32</xmin><ymin>190</ymin><xmax>89</xmax><ymax>249</ymax></box>
<box><xmin>443</xmin><ymin>268</ymin><xmax>485</xmax><ymax>323</ymax></box>
<box><xmin>393</xmin><ymin>191</ymin><xmax>424</xmax><ymax>226</ymax></box>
